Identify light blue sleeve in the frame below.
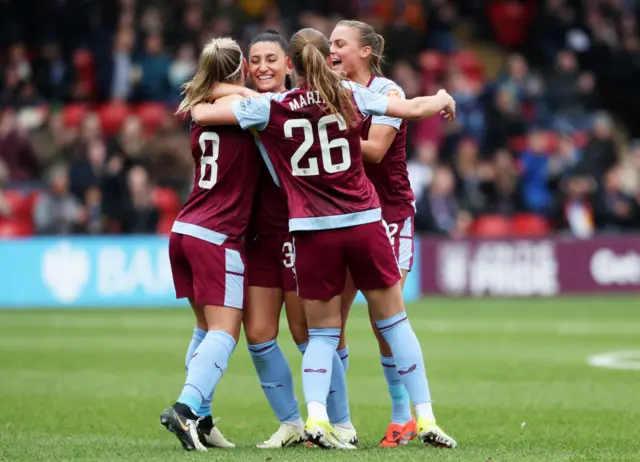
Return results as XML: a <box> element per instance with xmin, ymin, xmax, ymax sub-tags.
<box><xmin>231</xmin><ymin>93</ymin><xmax>273</xmax><ymax>131</ymax></box>
<box><xmin>371</xmin><ymin>82</ymin><xmax>404</xmax><ymax>130</ymax></box>
<box><xmin>341</xmin><ymin>80</ymin><xmax>389</xmax><ymax>117</ymax></box>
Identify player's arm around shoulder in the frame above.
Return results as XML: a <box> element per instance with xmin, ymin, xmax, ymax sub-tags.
<box><xmin>191</xmin><ymin>95</ymin><xmax>244</xmax><ymax>126</ymax></box>
<box><xmin>211</xmin><ymin>83</ymin><xmax>260</xmax><ymax>100</ymax></box>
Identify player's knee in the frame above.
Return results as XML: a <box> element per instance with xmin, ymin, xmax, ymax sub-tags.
<box><xmin>288</xmin><ymin>319</ymin><xmax>308</xmax><ymax>346</ymax></box>
<box><xmin>245</xmin><ymin>322</ymin><xmax>279</xmax><ymax>345</ymax></box>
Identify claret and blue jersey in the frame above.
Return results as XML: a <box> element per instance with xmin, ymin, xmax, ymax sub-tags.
<box><xmin>231</xmin><ymin>83</ymin><xmax>391</xmax><ymax>232</ymax></box>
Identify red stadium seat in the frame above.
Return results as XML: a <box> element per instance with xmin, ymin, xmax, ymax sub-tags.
<box><xmin>512</xmin><ymin>213</ymin><xmax>550</xmax><ymax>237</ymax></box>
<box><xmin>98</xmin><ymin>102</ymin><xmax>130</xmax><ymax>136</ymax></box>
<box><xmin>0</xmin><ymin>219</ymin><xmax>31</xmax><ymax>238</ymax></box>
<box><xmin>154</xmin><ymin>187</ymin><xmax>181</xmax><ymax>216</ymax></box>
<box><xmin>62</xmin><ymin>103</ymin><xmax>90</xmax><ymax>129</ymax></box>
<box><xmin>470</xmin><ymin>215</ymin><xmax>512</xmax><ymax>238</ymax></box>
<box><xmin>135</xmin><ymin>102</ymin><xmax>169</xmax><ymax>134</ymax></box>
<box><xmin>2</xmin><ymin>190</ymin><xmax>37</xmax><ymax>224</ymax></box>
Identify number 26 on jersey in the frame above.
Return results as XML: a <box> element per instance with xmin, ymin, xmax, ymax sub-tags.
<box><xmin>284</xmin><ymin>114</ymin><xmax>351</xmax><ymax>177</ymax></box>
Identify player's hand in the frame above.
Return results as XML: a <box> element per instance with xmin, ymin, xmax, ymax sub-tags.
<box><xmin>437</xmin><ymin>89</ymin><xmax>456</xmax><ymax>123</ymax></box>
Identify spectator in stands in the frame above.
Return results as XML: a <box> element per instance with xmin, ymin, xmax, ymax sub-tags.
<box><xmin>120</xmin><ymin>165</ymin><xmax>159</xmax><ymax>234</ymax></box>
<box><xmin>34</xmin><ymin>165</ymin><xmax>85</xmax><ymax>235</ymax></box>
<box><xmin>69</xmin><ymin>138</ymin><xmax>107</xmax><ymax>201</ymax></box>
<box><xmin>0</xmin><ymin>107</ymin><xmax>39</xmax><ymax>183</ymax></box>
<box><xmin>497</xmin><ymin>53</ymin><xmax>546</xmax><ymax>122</ymax></box>
<box><xmin>447</xmin><ymin>70</ymin><xmax>484</xmax><ymax>142</ymax></box>
<box><xmin>169</xmin><ymin>43</ymin><xmax>197</xmax><ymax>103</ymax></box>
<box><xmin>133</xmin><ymin>34</ymin><xmax>171</xmax><ymax>102</ymax></box>
<box><xmin>594</xmin><ymin>165</ymin><xmax>638</xmax><ymax>231</ymax></box>
<box><xmin>79</xmin><ymin>111</ymin><xmax>104</xmax><ymax>146</ymax></box>
<box><xmin>546</xmin><ymin>50</ymin><xmax>597</xmax><ymax>130</ymax></box>
<box><xmin>484</xmin><ymin>86</ymin><xmax>526</xmax><ymax>153</ymax></box>
<box><xmin>84</xmin><ymin>186</ymin><xmax>103</xmax><ymax>234</ymax></box>
<box><xmin>520</xmin><ymin>129</ymin><xmax>554</xmax><ymax>215</ymax></box>
<box><xmin>620</xmin><ymin>140</ymin><xmax>640</xmax><ymax>198</ymax></box>
<box><xmin>554</xmin><ymin>174</ymin><xmax>597</xmax><ymax>238</ymax></box>
<box><xmin>482</xmin><ymin>148</ymin><xmax>525</xmax><ymax>216</ymax></box>
<box><xmin>424</xmin><ymin>0</ymin><xmax>458</xmax><ymax>53</ymax></box>
<box><xmin>105</xmin><ymin>28</ymin><xmax>135</xmax><ymax>102</ymax></box>
<box><xmin>415</xmin><ymin>165</ymin><xmax>471</xmax><ymax>236</ymax></box>
<box><xmin>33</xmin><ymin>42</ymin><xmax>71</xmax><ymax>103</ymax></box>
<box><xmin>534</xmin><ymin>0</ymin><xmax>579</xmax><ymax>67</ymax></box>
<box><xmin>407</xmin><ymin>140</ymin><xmax>437</xmax><ymax>200</ymax></box>
<box><xmin>548</xmin><ymin>133</ymin><xmax>583</xmax><ymax>192</ymax></box>
<box><xmin>578</xmin><ymin>111</ymin><xmax>617</xmax><ymax>184</ymax></box>
<box><xmin>452</xmin><ymin>138</ymin><xmax>493</xmax><ymax>214</ymax></box>
<box><xmin>0</xmin><ymin>160</ymin><xmax>11</xmax><ymax>218</ymax></box>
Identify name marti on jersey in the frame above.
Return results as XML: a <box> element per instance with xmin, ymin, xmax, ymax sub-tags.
<box><xmin>288</xmin><ymin>91</ymin><xmax>325</xmax><ymax>111</ymax></box>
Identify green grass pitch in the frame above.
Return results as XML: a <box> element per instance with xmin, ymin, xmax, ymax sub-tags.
<box><xmin>1</xmin><ymin>297</ymin><xmax>639</xmax><ymax>461</ymax></box>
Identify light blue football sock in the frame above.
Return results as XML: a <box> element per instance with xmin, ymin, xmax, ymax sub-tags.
<box><xmin>184</xmin><ymin>327</ymin><xmax>213</xmax><ymax>416</ymax></box>
<box><xmin>301</xmin><ymin>329</ymin><xmax>340</xmax><ymax>407</ymax></box>
<box><xmin>248</xmin><ymin>339</ymin><xmax>300</xmax><ymax>423</ymax></box>
<box><xmin>381</xmin><ymin>355</ymin><xmax>413</xmax><ymax>424</ymax></box>
<box><xmin>337</xmin><ymin>346</ymin><xmax>349</xmax><ymax>371</ymax></box>
<box><xmin>327</xmin><ymin>350</ymin><xmax>351</xmax><ymax>425</ymax></box>
<box><xmin>299</xmin><ymin>340</ymin><xmax>350</xmax><ymax>423</ymax></box>
<box><xmin>178</xmin><ymin>330</ymin><xmax>236</xmax><ymax>412</ymax></box>
<box><xmin>376</xmin><ymin>312</ymin><xmax>431</xmax><ymax>406</ymax></box>
<box><xmin>185</xmin><ymin>327</ymin><xmax>206</xmax><ymax>372</ymax></box>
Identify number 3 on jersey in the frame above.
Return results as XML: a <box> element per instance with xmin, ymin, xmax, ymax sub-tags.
<box><xmin>198</xmin><ymin>132</ymin><xmax>219</xmax><ymax>189</ymax></box>
<box><xmin>284</xmin><ymin>114</ymin><xmax>351</xmax><ymax>176</ymax></box>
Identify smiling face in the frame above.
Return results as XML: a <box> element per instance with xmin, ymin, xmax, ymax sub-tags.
<box><xmin>329</xmin><ymin>25</ymin><xmax>367</xmax><ymax>77</ymax></box>
<box><xmin>248</xmin><ymin>41</ymin><xmax>291</xmax><ymax>93</ymax></box>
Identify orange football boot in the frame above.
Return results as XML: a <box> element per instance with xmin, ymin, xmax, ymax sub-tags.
<box><xmin>378</xmin><ymin>419</ymin><xmax>418</xmax><ymax>447</ymax></box>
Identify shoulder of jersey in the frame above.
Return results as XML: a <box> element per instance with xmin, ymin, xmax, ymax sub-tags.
<box><xmin>370</xmin><ymin>76</ymin><xmax>405</xmax><ymax>99</ymax></box>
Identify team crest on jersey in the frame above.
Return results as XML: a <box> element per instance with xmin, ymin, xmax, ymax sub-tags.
<box><xmin>386</xmin><ymin>89</ymin><xmax>401</xmax><ymax>99</ymax></box>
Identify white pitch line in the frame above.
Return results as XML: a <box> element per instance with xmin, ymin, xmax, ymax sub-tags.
<box><xmin>587</xmin><ymin>351</ymin><xmax>640</xmax><ymax>371</ymax></box>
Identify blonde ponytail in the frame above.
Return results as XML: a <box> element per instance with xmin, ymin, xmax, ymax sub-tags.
<box><xmin>176</xmin><ymin>37</ymin><xmax>244</xmax><ymax>115</ymax></box>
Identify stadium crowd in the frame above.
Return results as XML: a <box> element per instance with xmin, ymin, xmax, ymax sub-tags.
<box><xmin>1</xmin><ymin>0</ymin><xmax>640</xmax><ymax>238</ymax></box>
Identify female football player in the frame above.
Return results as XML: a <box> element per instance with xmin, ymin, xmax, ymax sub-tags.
<box><xmin>189</xmin><ymin>27</ymin><xmax>456</xmax><ymax>449</ymax></box>
<box><xmin>329</xmin><ymin>20</ymin><xmax>452</xmax><ymax>447</ymax></box>
<box><xmin>159</xmin><ymin>37</ymin><xmax>259</xmax><ymax>452</ymax></box>
<box><xmin>218</xmin><ymin>29</ymin><xmax>357</xmax><ymax>448</ymax></box>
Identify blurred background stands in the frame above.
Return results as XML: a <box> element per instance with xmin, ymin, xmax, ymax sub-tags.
<box><xmin>1</xmin><ymin>0</ymin><xmax>639</xmax><ymax>239</ymax></box>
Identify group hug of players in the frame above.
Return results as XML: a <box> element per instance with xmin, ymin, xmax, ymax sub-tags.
<box><xmin>159</xmin><ymin>20</ymin><xmax>458</xmax><ymax>451</ymax></box>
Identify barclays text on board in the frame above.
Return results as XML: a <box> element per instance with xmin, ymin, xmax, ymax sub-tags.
<box><xmin>0</xmin><ymin>236</ymin><xmax>421</xmax><ymax>308</ymax></box>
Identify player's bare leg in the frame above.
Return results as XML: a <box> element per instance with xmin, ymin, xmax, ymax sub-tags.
<box><xmin>247</xmin><ymin>287</ymin><xmax>304</xmax><ymax>448</ymax></box>
<box><xmin>301</xmin><ymin>296</ymin><xmax>355</xmax><ymax>449</ymax></box>
<box><xmin>363</xmin><ymin>283</ymin><xmax>456</xmax><ymax>449</ymax></box>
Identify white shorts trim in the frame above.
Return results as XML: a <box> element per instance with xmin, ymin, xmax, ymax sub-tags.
<box><xmin>224</xmin><ymin>248</ymin><xmax>244</xmax><ymax>309</ymax></box>
<box><xmin>398</xmin><ymin>217</ymin><xmax>413</xmax><ymax>271</ymax></box>
<box><xmin>289</xmin><ymin>208</ymin><xmax>381</xmax><ymax>232</ymax></box>
<box><xmin>172</xmin><ymin>221</ymin><xmax>228</xmax><ymax>246</ymax></box>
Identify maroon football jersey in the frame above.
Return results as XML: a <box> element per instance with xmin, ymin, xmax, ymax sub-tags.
<box><xmin>172</xmin><ymin>122</ymin><xmax>261</xmax><ymax>249</ymax></box>
<box><xmin>249</xmin><ymin>170</ymin><xmax>289</xmax><ymax>235</ymax></box>
<box><xmin>232</xmin><ymin>86</ymin><xmax>391</xmax><ymax>231</ymax></box>
<box><xmin>361</xmin><ymin>76</ymin><xmax>415</xmax><ymax>223</ymax></box>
